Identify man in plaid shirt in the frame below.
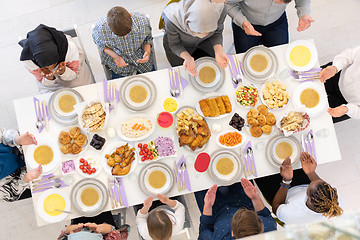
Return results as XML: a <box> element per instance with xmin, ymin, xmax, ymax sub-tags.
<box><xmin>92</xmin><ymin>6</ymin><xmax>154</xmax><ymax>79</ymax></box>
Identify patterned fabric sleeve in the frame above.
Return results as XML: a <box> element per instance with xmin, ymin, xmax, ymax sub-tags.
<box><xmin>0</xmin><ymin>167</ymin><xmax>29</xmax><ymax>202</ymax></box>
<box><xmin>0</xmin><ymin>128</ymin><xmax>19</xmax><ymax>148</ymax></box>
<box><xmin>142</xmin><ymin>16</ymin><xmax>153</xmax><ymax>46</ymax></box>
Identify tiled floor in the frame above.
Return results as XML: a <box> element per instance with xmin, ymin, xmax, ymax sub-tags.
<box><xmin>1</xmin><ymin>0</ymin><xmax>360</xmax><ymax>239</ymax></box>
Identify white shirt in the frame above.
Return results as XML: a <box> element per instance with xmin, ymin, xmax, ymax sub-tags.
<box><xmin>136</xmin><ymin>201</ymin><xmax>185</xmax><ymax>240</ymax></box>
<box><xmin>332</xmin><ymin>46</ymin><xmax>360</xmax><ymax>119</ymax></box>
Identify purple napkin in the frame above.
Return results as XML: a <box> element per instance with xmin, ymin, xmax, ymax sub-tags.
<box><xmin>103</xmin><ymin>79</ymin><xmax>108</xmax><ymax>102</ymax></box>
<box><xmin>114</xmin><ymin>178</ymin><xmax>129</xmax><ymax>208</ymax></box>
<box><xmin>115</xmin><ymin>89</ymin><xmax>120</xmax><ymax>103</ymax></box>
<box><xmin>177</xmin><ymin>155</ymin><xmax>191</xmax><ymax>191</ymax></box>
<box><xmin>242</xmin><ymin>142</ymin><xmax>251</xmax><ymax>175</ymax></box>
<box><xmin>32</xmin><ymin>174</ymin><xmax>68</xmax><ymax>193</ymax></box>
<box><xmin>168</xmin><ymin>68</ymin><xmax>189</xmax><ymax>97</ymax></box>
<box><xmin>243</xmin><ymin>141</ymin><xmax>258</xmax><ymax>177</ymax></box>
<box><xmin>290</xmin><ymin>68</ymin><xmax>322</xmax><ymax>80</ymax></box>
<box><xmin>33</xmin><ymin>97</ymin><xmax>45</xmax><ymax>133</ymax></box>
<box><xmin>168</xmin><ymin>67</ymin><xmax>175</xmax><ymax>90</ymax></box>
<box><xmin>309</xmin><ymin>130</ymin><xmax>317</xmax><ymax>163</ymax></box>
<box><xmin>228</xmin><ymin>54</ymin><xmax>238</xmax><ymax>88</ymax></box>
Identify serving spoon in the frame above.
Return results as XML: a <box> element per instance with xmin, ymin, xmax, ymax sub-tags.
<box><xmin>246</xmin><ymin>147</ymin><xmax>255</xmax><ymax>176</ymax></box>
<box><xmin>307</xmin><ymin>131</ymin><xmax>314</xmax><ymax>158</ymax></box>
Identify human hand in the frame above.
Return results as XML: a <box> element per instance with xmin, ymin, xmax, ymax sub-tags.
<box><xmin>40</xmin><ymin>68</ymin><xmax>55</xmax><ymax>80</ymax></box>
<box><xmin>143</xmin><ymin>196</ymin><xmax>154</xmax><ymax>209</ymax></box>
<box><xmin>328</xmin><ymin>106</ymin><xmax>348</xmax><ymax>118</ymax></box>
<box><xmin>241</xmin><ymin>178</ymin><xmax>259</xmax><ymax>200</ymax></box>
<box><xmin>204</xmin><ymin>184</ymin><xmax>217</xmax><ymax>209</ymax></box>
<box><xmin>14</xmin><ymin>132</ymin><xmax>37</xmax><ymax>146</ymax></box>
<box><xmin>280</xmin><ymin>157</ymin><xmax>293</xmax><ymax>181</ymax></box>
<box><xmin>114</xmin><ymin>56</ymin><xmax>129</xmax><ymax>68</ymax></box>
<box><xmin>85</xmin><ymin>223</ymin><xmax>100</xmax><ymax>233</ymax></box>
<box><xmin>136</xmin><ymin>51</ymin><xmax>150</xmax><ymax>63</ymax></box>
<box><xmin>54</xmin><ymin>62</ymin><xmax>66</xmax><ymax>75</ymax></box>
<box><xmin>24</xmin><ymin>165</ymin><xmax>42</xmax><ymax>182</ymax></box>
<box><xmin>66</xmin><ymin>223</ymin><xmax>84</xmax><ymax>234</ymax></box>
<box><xmin>183</xmin><ymin>57</ymin><xmax>197</xmax><ymax>77</ymax></box>
<box><xmin>300</xmin><ymin>152</ymin><xmax>317</xmax><ymax>175</ymax></box>
<box><xmin>242</xmin><ymin>21</ymin><xmax>262</xmax><ymax>36</ymax></box>
<box><xmin>297</xmin><ymin>15</ymin><xmax>314</xmax><ymax>32</ymax></box>
<box><xmin>215</xmin><ymin>50</ymin><xmax>229</xmax><ymax>69</ymax></box>
<box><xmin>319</xmin><ymin>66</ymin><xmax>337</xmax><ymax>83</ymax></box>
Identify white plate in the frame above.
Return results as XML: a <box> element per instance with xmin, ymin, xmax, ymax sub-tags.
<box><xmin>271</xmin><ymin>137</ymin><xmax>300</xmax><ymax>165</ymax></box>
<box><xmin>57</xmin><ymin>126</ymin><xmax>89</xmax><ymax>156</ymax></box>
<box><xmin>286</xmin><ymin>40</ymin><xmax>318</xmax><ymax>72</ymax></box>
<box><xmin>76</xmin><ymin>100</ymin><xmax>109</xmax><ymax>133</ymax></box>
<box><xmin>212</xmin><ymin>153</ymin><xmax>240</xmax><ymax>181</ymax></box>
<box><xmin>101</xmin><ymin>141</ymin><xmax>138</xmax><ymax>178</ymax></box>
<box><xmin>75</xmin><ymin>151</ymin><xmax>102</xmax><ymax>178</ymax></box>
<box><xmin>136</xmin><ymin>136</ymin><xmax>178</xmax><ymax>163</ymax></box>
<box><xmin>244</xmin><ymin>118</ymin><xmax>277</xmax><ymax>139</ymax></box>
<box><xmin>259</xmin><ymin>80</ymin><xmax>290</xmax><ymax>111</ymax></box>
<box><xmin>161</xmin><ymin>97</ymin><xmax>180</xmax><ymax>113</ymax></box>
<box><xmin>53</xmin><ymin>90</ymin><xmax>82</xmax><ymax>117</ymax></box>
<box><xmin>75</xmin><ymin>184</ymin><xmax>104</xmax><ymax>211</ymax></box>
<box><xmin>36</xmin><ymin>189</ymin><xmax>71</xmax><ymax>223</ymax></box>
<box><xmin>144</xmin><ymin>166</ymin><xmax>172</xmax><ymax>194</ymax></box>
<box><xmin>265</xmin><ymin>135</ymin><xmax>301</xmax><ymax>167</ymax></box>
<box><xmin>124</xmin><ymin>81</ymin><xmax>151</xmax><ymax>108</ymax></box>
<box><xmin>292</xmin><ymin>82</ymin><xmax>327</xmax><ymax>117</ymax></box>
<box><xmin>195</xmin><ymin>92</ymin><xmax>233</xmax><ymax>119</ymax></box>
<box><xmin>216</xmin><ymin>130</ymin><xmax>247</xmax><ymax>149</ymax></box>
<box><xmin>235</xmin><ymin>85</ymin><xmax>260</xmax><ymax>109</ymax></box>
<box><xmin>116</xmin><ymin>114</ymin><xmax>156</xmax><ymax>142</ymax></box>
<box><xmin>195</xmin><ymin>62</ymin><xmax>221</xmax><ymax>88</ymax></box>
<box><xmin>245</xmin><ymin>49</ymin><xmax>273</xmax><ymax>76</ymax></box>
<box><xmin>26</xmin><ymin>139</ymin><xmax>61</xmax><ymax>175</ymax></box>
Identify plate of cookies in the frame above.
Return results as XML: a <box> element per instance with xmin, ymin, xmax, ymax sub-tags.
<box><xmin>260</xmin><ymin>80</ymin><xmax>290</xmax><ymax>110</ymax></box>
<box><xmin>58</xmin><ymin>126</ymin><xmax>89</xmax><ymax>155</ymax></box>
<box><xmin>196</xmin><ymin>93</ymin><xmax>233</xmax><ymax>119</ymax></box>
<box><xmin>76</xmin><ymin>101</ymin><xmax>109</xmax><ymax>133</ymax></box>
<box><xmin>244</xmin><ymin>104</ymin><xmax>277</xmax><ymax>138</ymax></box>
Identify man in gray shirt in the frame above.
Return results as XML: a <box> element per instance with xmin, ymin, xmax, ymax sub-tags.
<box><xmin>226</xmin><ymin>0</ymin><xmax>313</xmax><ymax>53</ymax></box>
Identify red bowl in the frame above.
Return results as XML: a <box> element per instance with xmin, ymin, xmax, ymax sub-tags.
<box><xmin>157</xmin><ymin>112</ymin><xmax>173</xmax><ymax>128</ymax></box>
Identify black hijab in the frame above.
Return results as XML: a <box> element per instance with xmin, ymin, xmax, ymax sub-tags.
<box><xmin>19</xmin><ymin>24</ymin><xmax>68</xmax><ymax>68</ymax></box>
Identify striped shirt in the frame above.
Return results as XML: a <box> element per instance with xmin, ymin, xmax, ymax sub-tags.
<box><xmin>92</xmin><ymin>13</ymin><xmax>153</xmax><ymax>77</ymax></box>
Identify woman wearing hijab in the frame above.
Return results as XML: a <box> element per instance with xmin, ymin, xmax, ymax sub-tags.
<box><xmin>19</xmin><ymin>24</ymin><xmax>93</xmax><ymax>93</ymax></box>
<box><xmin>162</xmin><ymin>0</ymin><xmax>229</xmax><ymax>77</ymax></box>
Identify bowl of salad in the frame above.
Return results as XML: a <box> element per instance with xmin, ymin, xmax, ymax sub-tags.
<box><xmin>235</xmin><ymin>85</ymin><xmax>259</xmax><ymax>108</ymax></box>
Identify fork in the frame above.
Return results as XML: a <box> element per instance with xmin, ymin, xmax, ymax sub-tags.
<box><xmin>107</xmin><ymin>83</ymin><xmax>114</xmax><ymax>111</ymax></box>
<box><xmin>114</xmin><ymin>178</ymin><xmax>123</xmax><ymax>206</ymax></box>
<box><xmin>234</xmin><ymin>55</ymin><xmax>243</xmax><ymax>84</ymax></box>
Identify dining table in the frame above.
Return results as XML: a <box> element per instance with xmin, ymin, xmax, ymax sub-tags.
<box><xmin>13</xmin><ymin>39</ymin><xmax>341</xmax><ymax>226</ymax></box>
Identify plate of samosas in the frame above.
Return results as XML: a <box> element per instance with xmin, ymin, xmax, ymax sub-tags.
<box><xmin>102</xmin><ymin>142</ymin><xmax>138</xmax><ymax>177</ymax></box>
<box><xmin>196</xmin><ymin>93</ymin><xmax>232</xmax><ymax>119</ymax></box>
<box><xmin>260</xmin><ymin>80</ymin><xmax>290</xmax><ymax>110</ymax></box>
<box><xmin>58</xmin><ymin>126</ymin><xmax>89</xmax><ymax>155</ymax></box>
<box><xmin>176</xmin><ymin>107</ymin><xmax>211</xmax><ymax>152</ymax></box>
<box><xmin>245</xmin><ymin>105</ymin><xmax>277</xmax><ymax>138</ymax></box>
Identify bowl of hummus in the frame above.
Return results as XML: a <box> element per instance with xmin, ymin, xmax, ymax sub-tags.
<box><xmin>116</xmin><ymin>114</ymin><xmax>156</xmax><ymax>141</ymax></box>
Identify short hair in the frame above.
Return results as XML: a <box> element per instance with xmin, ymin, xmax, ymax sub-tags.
<box><xmin>147</xmin><ymin>210</ymin><xmax>172</xmax><ymax>240</ymax></box>
<box><xmin>107</xmin><ymin>6</ymin><xmax>132</xmax><ymax>36</ymax></box>
<box><xmin>232</xmin><ymin>208</ymin><xmax>264</xmax><ymax>239</ymax></box>
<box><xmin>282</xmin><ymin>0</ymin><xmax>292</xmax><ymax>3</ymax></box>
<box><xmin>309</xmin><ymin>181</ymin><xmax>343</xmax><ymax>218</ymax></box>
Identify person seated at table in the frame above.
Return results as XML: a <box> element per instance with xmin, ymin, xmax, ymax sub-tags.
<box><xmin>256</xmin><ymin>152</ymin><xmax>343</xmax><ymax>225</ymax></box>
<box><xmin>136</xmin><ymin>194</ymin><xmax>185</xmax><ymax>240</ymax></box>
<box><xmin>319</xmin><ymin>46</ymin><xmax>360</xmax><ymax>123</ymax></box>
<box><xmin>57</xmin><ymin>211</ymin><xmax>127</xmax><ymax>240</ymax></box>
<box><xmin>19</xmin><ymin>24</ymin><xmax>93</xmax><ymax>94</ymax></box>
<box><xmin>226</xmin><ymin>0</ymin><xmax>313</xmax><ymax>53</ymax></box>
<box><xmin>0</xmin><ymin>128</ymin><xmax>42</xmax><ymax>202</ymax></box>
<box><xmin>195</xmin><ymin>178</ymin><xmax>277</xmax><ymax>239</ymax></box>
<box><xmin>162</xmin><ymin>0</ymin><xmax>229</xmax><ymax>77</ymax></box>
<box><xmin>92</xmin><ymin>6</ymin><xmax>154</xmax><ymax>80</ymax></box>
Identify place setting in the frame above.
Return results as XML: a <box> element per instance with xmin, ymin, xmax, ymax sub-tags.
<box><xmin>33</xmin><ymin>97</ymin><xmax>52</xmax><ymax>133</ymax></box>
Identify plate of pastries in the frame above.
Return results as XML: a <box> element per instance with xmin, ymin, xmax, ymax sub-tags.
<box><xmin>196</xmin><ymin>93</ymin><xmax>232</xmax><ymax>119</ymax></box>
<box><xmin>78</xmin><ymin>102</ymin><xmax>108</xmax><ymax>132</ymax></box>
<box><xmin>245</xmin><ymin>104</ymin><xmax>277</xmax><ymax>138</ymax></box>
<box><xmin>102</xmin><ymin>142</ymin><xmax>138</xmax><ymax>177</ymax></box>
<box><xmin>176</xmin><ymin>107</ymin><xmax>211</xmax><ymax>152</ymax></box>
<box><xmin>58</xmin><ymin>126</ymin><xmax>88</xmax><ymax>155</ymax></box>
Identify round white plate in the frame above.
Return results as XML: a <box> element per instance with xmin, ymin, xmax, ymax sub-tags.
<box><xmin>292</xmin><ymin>82</ymin><xmax>327</xmax><ymax>117</ymax></box>
<box><xmin>36</xmin><ymin>189</ymin><xmax>71</xmax><ymax>223</ymax></box>
<box><xmin>77</xmin><ymin>100</ymin><xmax>109</xmax><ymax>133</ymax></box>
<box><xmin>216</xmin><ymin>130</ymin><xmax>247</xmax><ymax>149</ymax></box>
<box><xmin>245</xmin><ymin>49</ymin><xmax>273</xmax><ymax>77</ymax></box>
<box><xmin>124</xmin><ymin>81</ymin><xmax>151</xmax><ymax>108</ymax></box>
<box><xmin>144</xmin><ymin>166</ymin><xmax>172</xmax><ymax>194</ymax></box>
<box><xmin>195</xmin><ymin>92</ymin><xmax>233</xmax><ymax>120</ymax></box>
<box><xmin>53</xmin><ymin>90</ymin><xmax>82</xmax><ymax>117</ymax></box>
<box><xmin>75</xmin><ymin>151</ymin><xmax>102</xmax><ymax>178</ymax></box>
<box><xmin>265</xmin><ymin>135</ymin><xmax>301</xmax><ymax>167</ymax></box>
<box><xmin>26</xmin><ymin>139</ymin><xmax>61</xmax><ymax>175</ymax></box>
<box><xmin>101</xmin><ymin>141</ymin><xmax>138</xmax><ymax>178</ymax></box>
<box><xmin>235</xmin><ymin>84</ymin><xmax>260</xmax><ymax>109</ymax></box>
<box><xmin>75</xmin><ymin>184</ymin><xmax>104</xmax><ymax>211</ymax></box>
<box><xmin>286</xmin><ymin>40</ymin><xmax>318</xmax><ymax>72</ymax></box>
<box><xmin>162</xmin><ymin>97</ymin><xmax>180</xmax><ymax>113</ymax></box>
<box><xmin>57</xmin><ymin>126</ymin><xmax>89</xmax><ymax>156</ymax></box>
<box><xmin>259</xmin><ymin>80</ymin><xmax>290</xmax><ymax>111</ymax></box>
<box><xmin>195</xmin><ymin>62</ymin><xmax>221</xmax><ymax>88</ymax></box>
<box><xmin>271</xmin><ymin>137</ymin><xmax>300</xmax><ymax>165</ymax></box>
<box><xmin>116</xmin><ymin>114</ymin><xmax>156</xmax><ymax>142</ymax></box>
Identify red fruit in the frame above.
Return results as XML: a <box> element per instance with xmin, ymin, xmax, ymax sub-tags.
<box><xmin>80</xmin><ymin>165</ymin><xmax>84</xmax><ymax>170</ymax></box>
<box><xmin>139</xmin><ymin>151</ymin><xmax>143</xmax><ymax>156</ymax></box>
<box><xmin>144</xmin><ymin>144</ymin><xmax>148</xmax><ymax>148</ymax></box>
<box><xmin>84</xmin><ymin>161</ymin><xmax>88</xmax><ymax>166</ymax></box>
<box><xmin>86</xmin><ymin>165</ymin><xmax>91</xmax><ymax>169</ymax></box>
<box><xmin>87</xmin><ymin>169</ymin><xmax>92</xmax><ymax>174</ymax></box>
<box><xmin>92</xmin><ymin>168</ymin><xmax>96</xmax><ymax>173</ymax></box>
<box><xmin>138</xmin><ymin>143</ymin><xmax>142</xmax><ymax>148</ymax></box>
<box><xmin>82</xmin><ymin>169</ymin><xmax>87</xmax><ymax>173</ymax></box>
<box><xmin>149</xmin><ymin>155</ymin><xmax>153</xmax><ymax>160</ymax></box>
<box><xmin>141</xmin><ymin>157</ymin><xmax>145</xmax><ymax>161</ymax></box>
<box><xmin>145</xmin><ymin>148</ymin><xmax>149</xmax><ymax>153</ymax></box>
<box><xmin>80</xmin><ymin>158</ymin><xmax>85</xmax><ymax>163</ymax></box>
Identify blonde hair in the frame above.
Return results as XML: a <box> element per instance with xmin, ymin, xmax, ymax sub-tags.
<box><xmin>232</xmin><ymin>208</ymin><xmax>264</xmax><ymax>238</ymax></box>
<box><xmin>147</xmin><ymin>210</ymin><xmax>172</xmax><ymax>240</ymax></box>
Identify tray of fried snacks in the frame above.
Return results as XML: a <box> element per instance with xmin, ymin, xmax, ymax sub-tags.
<box><xmin>58</xmin><ymin>126</ymin><xmax>89</xmax><ymax>155</ymax></box>
<box><xmin>245</xmin><ymin>104</ymin><xmax>277</xmax><ymax>138</ymax></box>
<box><xmin>277</xmin><ymin>110</ymin><xmax>310</xmax><ymax>136</ymax></box>
<box><xmin>196</xmin><ymin>92</ymin><xmax>233</xmax><ymax>119</ymax></box>
<box><xmin>75</xmin><ymin>100</ymin><xmax>109</xmax><ymax>133</ymax></box>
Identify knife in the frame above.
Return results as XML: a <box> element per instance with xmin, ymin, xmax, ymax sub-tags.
<box><xmin>42</xmin><ymin>101</ymin><xmax>49</xmax><ymax>131</ymax></box>
<box><xmin>173</xmin><ymin>161</ymin><xmax>181</xmax><ymax>191</ymax></box>
<box><xmin>108</xmin><ymin>185</ymin><xmax>115</xmax><ymax>209</ymax></box>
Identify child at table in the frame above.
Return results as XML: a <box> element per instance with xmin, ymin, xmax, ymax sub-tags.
<box><xmin>136</xmin><ymin>194</ymin><xmax>185</xmax><ymax>240</ymax></box>
<box><xmin>92</xmin><ymin>6</ymin><xmax>154</xmax><ymax>80</ymax></box>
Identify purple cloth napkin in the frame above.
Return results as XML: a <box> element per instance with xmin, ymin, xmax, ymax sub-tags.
<box><xmin>32</xmin><ymin>174</ymin><xmax>68</xmax><ymax>193</ymax></box>
<box><xmin>33</xmin><ymin>97</ymin><xmax>45</xmax><ymax>133</ymax></box>
<box><xmin>243</xmin><ymin>141</ymin><xmax>258</xmax><ymax>177</ymax></box>
<box><xmin>114</xmin><ymin>178</ymin><xmax>129</xmax><ymax>208</ymax></box>
<box><xmin>227</xmin><ymin>54</ymin><xmax>238</xmax><ymax>88</ymax></box>
<box><xmin>177</xmin><ymin>155</ymin><xmax>191</xmax><ymax>191</ymax></box>
<box><xmin>168</xmin><ymin>68</ymin><xmax>189</xmax><ymax>97</ymax></box>
<box><xmin>290</xmin><ymin>67</ymin><xmax>322</xmax><ymax>79</ymax></box>
<box><xmin>115</xmin><ymin>89</ymin><xmax>120</xmax><ymax>103</ymax></box>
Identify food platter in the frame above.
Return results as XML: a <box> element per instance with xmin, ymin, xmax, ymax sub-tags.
<box><xmin>116</xmin><ymin>114</ymin><xmax>156</xmax><ymax>142</ymax></box>
<box><xmin>216</xmin><ymin>130</ymin><xmax>247</xmax><ymax>149</ymax></box>
<box><xmin>286</xmin><ymin>40</ymin><xmax>318</xmax><ymax>72</ymax></box>
<box><xmin>242</xmin><ymin>46</ymin><xmax>278</xmax><ymax>83</ymax></box>
<box><xmin>57</xmin><ymin>126</ymin><xmax>89</xmax><ymax>156</ymax></box>
<box><xmin>292</xmin><ymin>82</ymin><xmax>327</xmax><ymax>117</ymax></box>
<box><xmin>244</xmin><ymin>105</ymin><xmax>278</xmax><ymax>139</ymax></box>
<box><xmin>265</xmin><ymin>135</ymin><xmax>301</xmax><ymax>167</ymax></box>
<box><xmin>70</xmin><ymin>178</ymin><xmax>108</xmax><ymax>217</ymax></box>
<box><xmin>138</xmin><ymin>162</ymin><xmax>174</xmax><ymax>196</ymax></box>
<box><xmin>189</xmin><ymin>57</ymin><xmax>225</xmax><ymax>93</ymax></box>
<box><xmin>75</xmin><ymin>150</ymin><xmax>102</xmax><ymax>178</ymax></box>
<box><xmin>25</xmin><ymin>138</ymin><xmax>61</xmax><ymax>174</ymax></box>
<box><xmin>195</xmin><ymin>92</ymin><xmax>233</xmax><ymax>120</ymax></box>
<box><xmin>135</xmin><ymin>136</ymin><xmax>178</xmax><ymax>163</ymax></box>
<box><xmin>36</xmin><ymin>189</ymin><xmax>71</xmax><ymax>223</ymax></box>
<box><xmin>208</xmin><ymin>149</ymin><xmax>243</xmax><ymax>186</ymax></box>
<box><xmin>119</xmin><ymin>75</ymin><xmax>157</xmax><ymax>111</ymax></box>
<box><xmin>235</xmin><ymin>84</ymin><xmax>259</xmax><ymax>108</ymax></box>
<box><xmin>259</xmin><ymin>80</ymin><xmax>290</xmax><ymax>110</ymax></box>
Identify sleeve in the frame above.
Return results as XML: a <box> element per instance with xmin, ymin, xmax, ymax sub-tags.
<box><xmin>275</xmin><ymin>203</ymin><xmax>294</xmax><ymax>224</ymax></box>
<box><xmin>58</xmin><ymin>37</ymin><xmax>79</xmax><ymax>81</ymax></box>
<box><xmin>0</xmin><ymin>128</ymin><xmax>19</xmax><ymax>148</ymax></box>
<box><xmin>198</xmin><ymin>214</ymin><xmax>217</xmax><ymax>239</ymax></box>
<box><xmin>23</xmin><ymin>62</ymin><xmax>56</xmax><ymax>86</ymax></box>
<box><xmin>0</xmin><ymin>167</ymin><xmax>29</xmax><ymax>202</ymax></box>
<box><xmin>294</xmin><ymin>0</ymin><xmax>311</xmax><ymax>18</ymax></box>
<box><xmin>209</xmin><ymin>8</ymin><xmax>226</xmax><ymax>47</ymax></box>
<box><xmin>142</xmin><ymin>16</ymin><xmax>153</xmax><ymax>46</ymax></box>
<box><xmin>345</xmin><ymin>103</ymin><xmax>360</xmax><ymax>119</ymax></box>
<box><xmin>135</xmin><ymin>210</ymin><xmax>151</xmax><ymax>239</ymax></box>
<box><xmin>333</xmin><ymin>46</ymin><xmax>360</xmax><ymax>71</ymax></box>
<box><xmin>225</xmin><ymin>0</ymin><xmax>248</xmax><ymax>29</ymax></box>
<box><xmin>257</xmin><ymin>207</ymin><xmax>277</xmax><ymax>232</ymax></box>
<box><xmin>92</xmin><ymin>24</ymin><xmax>107</xmax><ymax>52</ymax></box>
<box><xmin>171</xmin><ymin>201</ymin><xmax>186</xmax><ymax>234</ymax></box>
<box><xmin>163</xmin><ymin>15</ymin><xmax>187</xmax><ymax>57</ymax></box>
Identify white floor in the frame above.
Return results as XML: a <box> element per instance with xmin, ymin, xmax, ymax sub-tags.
<box><xmin>0</xmin><ymin>0</ymin><xmax>360</xmax><ymax>239</ymax></box>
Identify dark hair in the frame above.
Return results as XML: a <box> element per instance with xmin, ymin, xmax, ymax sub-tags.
<box><xmin>147</xmin><ymin>210</ymin><xmax>172</xmax><ymax>240</ymax></box>
<box><xmin>107</xmin><ymin>6</ymin><xmax>132</xmax><ymax>36</ymax></box>
<box><xmin>282</xmin><ymin>0</ymin><xmax>292</xmax><ymax>3</ymax></box>
<box><xmin>309</xmin><ymin>181</ymin><xmax>343</xmax><ymax>218</ymax></box>
<box><xmin>232</xmin><ymin>208</ymin><xmax>264</xmax><ymax>238</ymax></box>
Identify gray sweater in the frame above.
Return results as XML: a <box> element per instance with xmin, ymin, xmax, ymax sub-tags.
<box><xmin>163</xmin><ymin>8</ymin><xmax>227</xmax><ymax>57</ymax></box>
<box><xmin>226</xmin><ymin>0</ymin><xmax>311</xmax><ymax>28</ymax></box>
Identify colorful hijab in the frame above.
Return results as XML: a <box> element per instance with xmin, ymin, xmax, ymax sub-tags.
<box><xmin>19</xmin><ymin>24</ymin><xmax>68</xmax><ymax>68</ymax></box>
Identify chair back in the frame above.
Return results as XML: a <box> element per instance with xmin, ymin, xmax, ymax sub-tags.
<box><xmin>158</xmin><ymin>0</ymin><xmax>181</xmax><ymax>30</ymax></box>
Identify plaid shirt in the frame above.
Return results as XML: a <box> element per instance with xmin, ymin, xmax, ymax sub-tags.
<box><xmin>92</xmin><ymin>13</ymin><xmax>153</xmax><ymax>77</ymax></box>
